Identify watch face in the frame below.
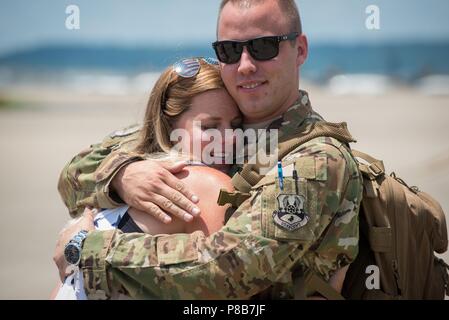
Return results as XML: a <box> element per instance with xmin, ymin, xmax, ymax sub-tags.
<box><xmin>64</xmin><ymin>243</ymin><xmax>81</xmax><ymax>265</ymax></box>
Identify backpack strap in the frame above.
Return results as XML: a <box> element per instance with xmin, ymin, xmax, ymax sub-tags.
<box><xmin>232</xmin><ymin>121</ymin><xmax>356</xmax><ymax>194</ymax></box>
<box><xmin>295</xmin><ymin>269</ymin><xmax>345</xmax><ymax>300</ymax></box>
<box><xmin>352</xmin><ymin>149</ymin><xmax>385</xmax><ymax>179</ymax></box>
<box><xmin>351</xmin><ymin>149</ymin><xmax>386</xmax><ymax>198</ymax></box>
<box><xmin>217</xmin><ymin>189</ymin><xmax>251</xmax><ymax>208</ymax></box>
<box><xmin>231</xmin><ymin>163</ymin><xmax>260</xmax><ymax>194</ymax></box>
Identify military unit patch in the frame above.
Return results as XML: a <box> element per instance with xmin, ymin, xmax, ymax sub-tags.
<box><xmin>273</xmin><ymin>193</ymin><xmax>309</xmax><ymax>231</ymax></box>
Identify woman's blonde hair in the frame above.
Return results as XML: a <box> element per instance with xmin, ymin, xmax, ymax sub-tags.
<box><xmin>136</xmin><ymin>59</ymin><xmax>225</xmax><ymax>154</ymax></box>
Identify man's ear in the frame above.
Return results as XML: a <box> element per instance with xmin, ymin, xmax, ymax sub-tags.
<box><xmin>296</xmin><ymin>34</ymin><xmax>308</xmax><ymax>67</ymax></box>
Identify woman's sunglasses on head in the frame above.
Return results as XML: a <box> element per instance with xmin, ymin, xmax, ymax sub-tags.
<box><xmin>212</xmin><ymin>32</ymin><xmax>299</xmax><ymax>64</ymax></box>
<box><xmin>173</xmin><ymin>57</ymin><xmax>219</xmax><ymax>78</ymax></box>
<box><xmin>162</xmin><ymin>57</ymin><xmax>219</xmax><ymax>107</ymax></box>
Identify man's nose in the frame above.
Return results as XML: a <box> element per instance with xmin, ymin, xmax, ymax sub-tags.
<box><xmin>237</xmin><ymin>47</ymin><xmax>257</xmax><ymax>76</ymax></box>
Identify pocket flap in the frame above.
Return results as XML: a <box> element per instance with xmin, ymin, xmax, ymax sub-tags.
<box><xmin>369</xmin><ymin>227</ymin><xmax>392</xmax><ymax>252</ymax></box>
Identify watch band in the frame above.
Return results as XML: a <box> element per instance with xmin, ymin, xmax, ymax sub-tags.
<box><xmin>72</xmin><ymin>230</ymin><xmax>89</xmax><ymax>244</ymax></box>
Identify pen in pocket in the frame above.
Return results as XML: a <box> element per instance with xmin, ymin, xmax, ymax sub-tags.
<box><xmin>293</xmin><ymin>169</ymin><xmax>299</xmax><ymax>194</ymax></box>
<box><xmin>277</xmin><ymin>161</ymin><xmax>284</xmax><ymax>191</ymax></box>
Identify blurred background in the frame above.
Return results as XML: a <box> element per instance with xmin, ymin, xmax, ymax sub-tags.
<box><xmin>0</xmin><ymin>0</ymin><xmax>448</xmax><ymax>299</ymax></box>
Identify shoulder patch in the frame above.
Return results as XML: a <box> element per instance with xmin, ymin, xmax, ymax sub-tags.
<box><xmin>273</xmin><ymin>193</ymin><xmax>309</xmax><ymax>231</ymax></box>
<box><xmin>109</xmin><ymin>124</ymin><xmax>141</xmax><ymax>138</ymax></box>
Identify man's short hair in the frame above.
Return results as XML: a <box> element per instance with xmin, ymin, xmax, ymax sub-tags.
<box><xmin>218</xmin><ymin>0</ymin><xmax>302</xmax><ymax>35</ymax></box>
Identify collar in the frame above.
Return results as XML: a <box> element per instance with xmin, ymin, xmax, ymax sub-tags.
<box><xmin>243</xmin><ymin>117</ymin><xmax>281</xmax><ymax>131</ymax></box>
<box><xmin>266</xmin><ymin>90</ymin><xmax>323</xmax><ymax>131</ymax></box>
<box><xmin>234</xmin><ymin>90</ymin><xmax>324</xmax><ymax>166</ymax></box>
<box><xmin>240</xmin><ymin>90</ymin><xmax>322</xmax><ymax>132</ymax></box>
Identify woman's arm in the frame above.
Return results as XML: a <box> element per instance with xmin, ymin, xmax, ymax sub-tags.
<box><xmin>49</xmin><ymin>281</ymin><xmax>62</xmax><ymax>300</ymax></box>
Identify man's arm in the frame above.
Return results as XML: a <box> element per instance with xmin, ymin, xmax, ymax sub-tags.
<box><xmin>77</xmin><ymin>141</ymin><xmax>362</xmax><ymax>299</ymax></box>
<box><xmin>57</xmin><ymin>125</ymin><xmax>142</xmax><ymax>217</ymax></box>
<box><xmin>57</xmin><ymin>125</ymin><xmax>200</xmax><ymax>222</ymax></box>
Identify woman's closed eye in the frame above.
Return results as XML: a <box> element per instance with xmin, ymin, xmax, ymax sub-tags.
<box><xmin>231</xmin><ymin>118</ymin><xmax>243</xmax><ymax>129</ymax></box>
<box><xmin>201</xmin><ymin>123</ymin><xmax>218</xmax><ymax>130</ymax></box>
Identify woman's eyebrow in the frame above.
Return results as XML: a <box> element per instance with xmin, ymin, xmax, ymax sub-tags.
<box><xmin>203</xmin><ymin>116</ymin><xmax>221</xmax><ymax>121</ymax></box>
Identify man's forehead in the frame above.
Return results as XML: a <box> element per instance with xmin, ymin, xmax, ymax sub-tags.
<box><xmin>217</xmin><ymin>2</ymin><xmax>288</xmax><ymax>40</ymax></box>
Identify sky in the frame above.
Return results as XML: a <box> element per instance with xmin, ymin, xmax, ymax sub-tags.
<box><xmin>0</xmin><ymin>0</ymin><xmax>449</xmax><ymax>55</ymax></box>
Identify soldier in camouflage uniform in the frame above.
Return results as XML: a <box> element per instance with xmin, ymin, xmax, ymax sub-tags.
<box><xmin>55</xmin><ymin>0</ymin><xmax>363</xmax><ymax>299</ymax></box>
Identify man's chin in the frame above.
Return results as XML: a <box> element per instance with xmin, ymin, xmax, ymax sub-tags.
<box><xmin>239</xmin><ymin>103</ymin><xmax>270</xmax><ymax>121</ymax></box>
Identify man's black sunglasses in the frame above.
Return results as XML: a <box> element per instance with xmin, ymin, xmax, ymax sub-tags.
<box><xmin>212</xmin><ymin>32</ymin><xmax>299</xmax><ymax>64</ymax></box>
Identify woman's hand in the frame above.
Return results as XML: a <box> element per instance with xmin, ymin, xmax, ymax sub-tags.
<box><xmin>53</xmin><ymin>207</ymin><xmax>96</xmax><ymax>281</ymax></box>
<box><xmin>111</xmin><ymin>160</ymin><xmax>201</xmax><ymax>224</ymax></box>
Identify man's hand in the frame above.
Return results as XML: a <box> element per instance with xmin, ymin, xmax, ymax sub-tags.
<box><xmin>111</xmin><ymin>160</ymin><xmax>200</xmax><ymax>224</ymax></box>
<box><xmin>53</xmin><ymin>208</ymin><xmax>96</xmax><ymax>282</ymax></box>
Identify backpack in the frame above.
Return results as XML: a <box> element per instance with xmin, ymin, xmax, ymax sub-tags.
<box><xmin>341</xmin><ymin>150</ymin><xmax>449</xmax><ymax>299</ymax></box>
<box><xmin>219</xmin><ymin>121</ymin><xmax>449</xmax><ymax>299</ymax></box>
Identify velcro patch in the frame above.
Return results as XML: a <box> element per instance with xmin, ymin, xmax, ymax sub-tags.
<box><xmin>294</xmin><ymin>155</ymin><xmax>327</xmax><ymax>181</ymax></box>
<box><xmin>295</xmin><ymin>156</ymin><xmax>315</xmax><ymax>179</ymax></box>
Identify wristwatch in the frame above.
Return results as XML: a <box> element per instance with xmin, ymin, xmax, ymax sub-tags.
<box><xmin>64</xmin><ymin>230</ymin><xmax>89</xmax><ymax>266</ymax></box>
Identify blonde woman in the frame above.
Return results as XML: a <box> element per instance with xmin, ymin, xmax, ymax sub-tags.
<box><xmin>53</xmin><ymin>57</ymin><xmax>242</xmax><ymax>299</ymax></box>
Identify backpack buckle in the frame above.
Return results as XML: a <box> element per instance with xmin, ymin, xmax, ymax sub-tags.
<box><xmin>217</xmin><ymin>189</ymin><xmax>251</xmax><ymax>208</ymax></box>
<box><xmin>368</xmin><ymin>162</ymin><xmax>383</xmax><ymax>177</ymax></box>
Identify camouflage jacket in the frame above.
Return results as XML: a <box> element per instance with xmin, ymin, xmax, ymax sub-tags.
<box><xmin>58</xmin><ymin>124</ymin><xmax>143</xmax><ymax>217</ymax></box>
<box><xmin>61</xmin><ymin>91</ymin><xmax>363</xmax><ymax>299</ymax></box>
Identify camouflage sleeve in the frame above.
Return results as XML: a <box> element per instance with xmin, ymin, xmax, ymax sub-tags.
<box><xmin>57</xmin><ymin>125</ymin><xmax>142</xmax><ymax>217</ymax></box>
<box><xmin>80</xmin><ymin>137</ymin><xmax>363</xmax><ymax>299</ymax></box>
<box><xmin>296</xmin><ymin>137</ymin><xmax>362</xmax><ymax>281</ymax></box>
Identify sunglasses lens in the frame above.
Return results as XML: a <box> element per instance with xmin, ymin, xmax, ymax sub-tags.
<box><xmin>212</xmin><ymin>33</ymin><xmax>294</xmax><ymax>64</ymax></box>
<box><xmin>173</xmin><ymin>58</ymin><xmax>200</xmax><ymax>78</ymax></box>
<box><xmin>249</xmin><ymin>37</ymin><xmax>279</xmax><ymax>60</ymax></box>
<box><xmin>202</xmin><ymin>57</ymin><xmax>219</xmax><ymax>65</ymax></box>
<box><xmin>215</xmin><ymin>42</ymin><xmax>243</xmax><ymax>64</ymax></box>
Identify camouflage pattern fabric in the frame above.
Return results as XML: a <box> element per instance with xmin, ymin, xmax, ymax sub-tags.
<box><xmin>75</xmin><ymin>91</ymin><xmax>363</xmax><ymax>299</ymax></box>
<box><xmin>57</xmin><ymin>124</ymin><xmax>142</xmax><ymax>217</ymax></box>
